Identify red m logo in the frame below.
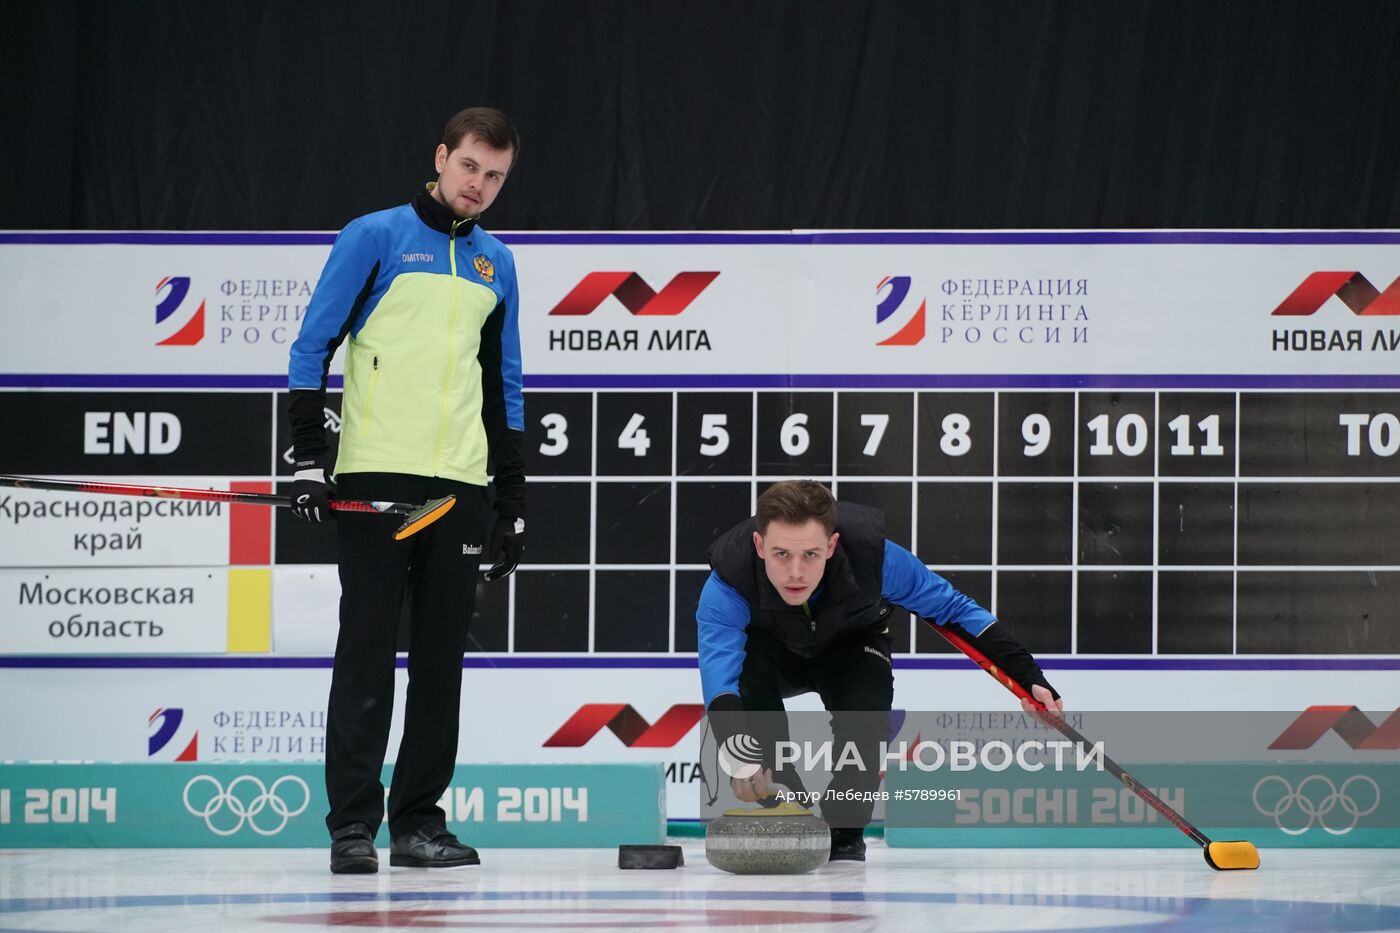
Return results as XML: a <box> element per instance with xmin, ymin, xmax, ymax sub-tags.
<box><xmin>1267</xmin><ymin>706</ymin><xmax>1400</xmax><ymax>750</ymax></box>
<box><xmin>1271</xmin><ymin>272</ymin><xmax>1400</xmax><ymax>316</ymax></box>
<box><xmin>543</xmin><ymin>703</ymin><xmax>706</xmax><ymax>747</ymax></box>
<box><xmin>548</xmin><ymin>272</ymin><xmax>720</xmax><ymax>316</ymax></box>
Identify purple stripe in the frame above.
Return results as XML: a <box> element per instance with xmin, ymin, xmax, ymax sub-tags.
<box><xmin>0</xmin><ymin>374</ymin><xmax>342</xmax><ymax>389</ymax></box>
<box><xmin>4</xmin><ymin>371</ymin><xmax>1399</xmax><ymax>391</ymax></box>
<box><xmin>498</xmin><ymin>232</ymin><xmax>803</xmax><ymax>245</ymax></box>
<box><xmin>912</xmin><ymin>657</ymin><xmax>1400</xmax><ymax>671</ymax></box>
<box><xmin>805</xmin><ymin>230</ymin><xmax>1400</xmax><ymax>246</ymax></box>
<box><xmin>525</xmin><ymin>373</ymin><xmax>1400</xmax><ymax>390</ymax></box>
<box><xmin>7</xmin><ymin>230</ymin><xmax>1400</xmax><ymax>246</ymax></box>
<box><xmin>2</xmin><ymin>656</ymin><xmax>1396</xmax><ymax>670</ymax></box>
<box><xmin>0</xmin><ymin>656</ymin><xmax>696</xmax><ymax>669</ymax></box>
<box><xmin>0</xmin><ymin>232</ymin><xmax>337</xmax><ymax>245</ymax></box>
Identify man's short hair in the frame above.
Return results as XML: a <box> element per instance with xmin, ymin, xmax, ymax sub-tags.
<box><xmin>756</xmin><ymin>480</ymin><xmax>837</xmax><ymax>535</ymax></box>
<box><xmin>442</xmin><ymin>107</ymin><xmax>520</xmax><ymax>161</ymax></box>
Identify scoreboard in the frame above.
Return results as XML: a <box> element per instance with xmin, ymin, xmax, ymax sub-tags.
<box><xmin>512</xmin><ymin>386</ymin><xmax>1400</xmax><ymax>658</ymax></box>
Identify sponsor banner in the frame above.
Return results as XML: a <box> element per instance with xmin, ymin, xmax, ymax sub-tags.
<box><xmin>0</xmin><ymin>244</ymin><xmax>326</xmax><ymax>376</ymax></box>
<box><xmin>0</xmin><ymin>762</ymin><xmax>664</xmax><ymax>848</ymax></box>
<box><xmin>0</xmin><ymin>475</ymin><xmax>245</xmax><ymax>567</ymax></box>
<box><xmin>0</xmin><ymin>568</ymin><xmax>230</xmax><ymax>653</ymax></box>
<box><xmin>884</xmin><ymin>763</ymin><xmax>1400</xmax><ymax>847</ymax></box>
<box><xmin>2</xmin><ymin>235</ymin><xmax>1398</xmax><ymax>378</ymax></box>
<box><xmin>4</xmin><ymin>667</ymin><xmax>1400</xmax><ymax>820</ymax></box>
<box><xmin>701</xmin><ymin>710</ymin><xmax>1400</xmax><ymax>835</ymax></box>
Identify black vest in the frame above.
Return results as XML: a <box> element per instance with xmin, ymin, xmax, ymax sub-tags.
<box><xmin>706</xmin><ymin>502</ymin><xmax>891</xmax><ymax>657</ymax></box>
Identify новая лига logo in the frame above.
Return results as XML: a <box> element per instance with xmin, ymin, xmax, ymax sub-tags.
<box><xmin>548</xmin><ymin>272</ymin><xmax>719</xmax><ymax>316</ymax></box>
<box><xmin>543</xmin><ymin>704</ymin><xmax>705</xmax><ymax>747</ymax></box>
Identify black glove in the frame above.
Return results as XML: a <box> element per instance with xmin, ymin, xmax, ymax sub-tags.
<box><xmin>705</xmin><ymin>692</ymin><xmax>749</xmax><ymax>749</ymax></box>
<box><xmin>483</xmin><ymin>514</ymin><xmax>523</xmax><ymax>581</ymax></box>
<box><xmin>290</xmin><ymin>464</ymin><xmax>330</xmax><ymax>523</ymax></box>
<box><xmin>950</xmin><ymin>621</ymin><xmax>1061</xmax><ymax>701</ymax></box>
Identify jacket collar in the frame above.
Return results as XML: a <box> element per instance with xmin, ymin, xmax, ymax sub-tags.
<box><xmin>413</xmin><ymin>185</ymin><xmax>479</xmax><ymax>237</ymax></box>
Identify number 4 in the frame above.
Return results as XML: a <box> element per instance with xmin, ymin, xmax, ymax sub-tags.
<box><xmin>619</xmin><ymin>413</ymin><xmax>651</xmax><ymax>457</ymax></box>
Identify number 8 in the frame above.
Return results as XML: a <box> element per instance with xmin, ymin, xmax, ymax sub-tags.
<box><xmin>940</xmin><ymin>413</ymin><xmax>971</xmax><ymax>456</ymax></box>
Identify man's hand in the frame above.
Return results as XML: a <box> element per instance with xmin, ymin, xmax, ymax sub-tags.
<box><xmin>731</xmin><ymin>767</ymin><xmax>773</xmax><ymax>803</ymax></box>
<box><xmin>483</xmin><ymin>515</ymin><xmax>524</xmax><ymax>581</ymax></box>
<box><xmin>290</xmin><ymin>467</ymin><xmax>330</xmax><ymax>523</ymax></box>
<box><xmin>1021</xmin><ymin>684</ymin><xmax>1064</xmax><ymax>721</ymax></box>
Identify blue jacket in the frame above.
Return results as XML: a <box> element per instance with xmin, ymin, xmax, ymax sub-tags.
<box><xmin>288</xmin><ymin>188</ymin><xmax>523</xmax><ymax>493</ymax></box>
<box><xmin>698</xmin><ymin>505</ymin><xmax>995</xmax><ymax>707</ymax></box>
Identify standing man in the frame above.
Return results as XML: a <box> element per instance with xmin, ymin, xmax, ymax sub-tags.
<box><xmin>287</xmin><ymin>107</ymin><xmax>525</xmax><ymax>874</ymax></box>
<box><xmin>698</xmin><ymin>480</ymin><xmax>1062</xmax><ymax>862</ymax></box>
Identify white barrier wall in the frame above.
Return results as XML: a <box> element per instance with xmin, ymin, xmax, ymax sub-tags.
<box><xmin>2</xmin><ymin>231</ymin><xmax>1397</xmax><ymax>822</ymax></box>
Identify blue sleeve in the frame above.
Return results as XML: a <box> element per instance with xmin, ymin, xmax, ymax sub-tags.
<box><xmin>881</xmin><ymin>540</ymin><xmax>995</xmax><ymax>635</ymax></box>
<box><xmin>498</xmin><ymin>250</ymin><xmax>524</xmax><ymax>431</ymax></box>
<box><xmin>288</xmin><ymin>218</ymin><xmax>380</xmax><ymax>390</ymax></box>
<box><xmin>696</xmin><ymin>572</ymin><xmax>751</xmax><ymax>707</ymax></box>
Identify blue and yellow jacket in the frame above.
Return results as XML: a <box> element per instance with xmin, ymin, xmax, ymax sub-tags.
<box><xmin>288</xmin><ymin>187</ymin><xmax>524</xmax><ymax>511</ymax></box>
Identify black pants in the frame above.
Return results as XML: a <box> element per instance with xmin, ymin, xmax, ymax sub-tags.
<box><xmin>739</xmin><ymin>625</ymin><xmax>895</xmax><ymax>830</ymax></box>
<box><xmin>323</xmin><ymin>472</ymin><xmax>491</xmax><ymax>838</ymax></box>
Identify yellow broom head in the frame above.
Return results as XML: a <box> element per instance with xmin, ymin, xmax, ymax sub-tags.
<box><xmin>1204</xmin><ymin>840</ymin><xmax>1260</xmax><ymax>870</ymax></box>
<box><xmin>392</xmin><ymin>495</ymin><xmax>456</xmax><ymax>540</ymax></box>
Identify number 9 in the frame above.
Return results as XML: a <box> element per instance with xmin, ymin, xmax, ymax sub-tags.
<box><xmin>1022</xmin><ymin>414</ymin><xmax>1050</xmax><ymax>456</ymax></box>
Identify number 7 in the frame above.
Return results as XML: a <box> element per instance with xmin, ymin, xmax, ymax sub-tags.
<box><xmin>860</xmin><ymin>413</ymin><xmax>889</xmax><ymax>456</ymax></box>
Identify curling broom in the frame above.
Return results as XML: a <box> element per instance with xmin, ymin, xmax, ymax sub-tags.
<box><xmin>933</xmin><ymin>622</ymin><xmax>1260</xmax><ymax>870</ymax></box>
<box><xmin>0</xmin><ymin>474</ymin><xmax>454</xmax><ymax>541</ymax></box>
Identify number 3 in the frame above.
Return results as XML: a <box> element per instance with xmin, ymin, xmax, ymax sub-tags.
<box><xmin>539</xmin><ymin>413</ymin><xmax>569</xmax><ymax>456</ymax></box>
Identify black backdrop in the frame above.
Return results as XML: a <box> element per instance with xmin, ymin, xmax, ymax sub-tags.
<box><xmin>3</xmin><ymin>0</ymin><xmax>1398</xmax><ymax>231</ymax></box>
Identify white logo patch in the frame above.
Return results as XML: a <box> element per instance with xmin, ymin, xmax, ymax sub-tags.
<box><xmin>463</xmin><ymin>544</ymin><xmax>483</xmax><ymax>555</ymax></box>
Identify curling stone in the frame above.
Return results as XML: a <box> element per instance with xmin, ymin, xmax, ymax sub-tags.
<box><xmin>704</xmin><ymin>800</ymin><xmax>830</xmax><ymax>874</ymax></box>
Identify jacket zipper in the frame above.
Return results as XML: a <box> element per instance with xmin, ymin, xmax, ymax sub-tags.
<box><xmin>433</xmin><ymin>220</ymin><xmax>466</xmax><ymax>474</ymax></box>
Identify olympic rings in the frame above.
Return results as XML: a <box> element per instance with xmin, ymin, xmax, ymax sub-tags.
<box><xmin>1251</xmin><ymin>774</ymin><xmax>1380</xmax><ymax>836</ymax></box>
<box><xmin>182</xmin><ymin>774</ymin><xmax>311</xmax><ymax>836</ymax></box>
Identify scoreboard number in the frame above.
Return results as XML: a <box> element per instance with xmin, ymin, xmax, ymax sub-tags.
<box><xmin>699</xmin><ymin>413</ymin><xmax>730</xmax><ymax>456</ymax></box>
<box><xmin>860</xmin><ymin>413</ymin><xmax>890</xmax><ymax>456</ymax></box>
<box><xmin>1022</xmin><ymin>413</ymin><xmax>1051</xmax><ymax>457</ymax></box>
<box><xmin>539</xmin><ymin>412</ymin><xmax>569</xmax><ymax>456</ymax></box>
<box><xmin>1166</xmin><ymin>413</ymin><xmax>1225</xmax><ymax>457</ymax></box>
<box><xmin>940</xmin><ymin>413</ymin><xmax>972</xmax><ymax>456</ymax></box>
<box><xmin>781</xmin><ymin>413</ymin><xmax>811</xmax><ymax>456</ymax></box>
<box><xmin>1087</xmin><ymin>413</ymin><xmax>1149</xmax><ymax>457</ymax></box>
<box><xmin>618</xmin><ymin>413</ymin><xmax>652</xmax><ymax>457</ymax></box>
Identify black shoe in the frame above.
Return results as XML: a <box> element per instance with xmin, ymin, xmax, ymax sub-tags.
<box><xmin>389</xmin><ymin>824</ymin><xmax>480</xmax><ymax>868</ymax></box>
<box><xmin>329</xmin><ymin>823</ymin><xmax>379</xmax><ymax>874</ymax></box>
<box><xmin>829</xmin><ymin>827</ymin><xmax>867</xmax><ymax>862</ymax></box>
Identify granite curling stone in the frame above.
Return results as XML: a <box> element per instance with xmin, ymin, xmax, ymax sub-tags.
<box><xmin>704</xmin><ymin>800</ymin><xmax>831</xmax><ymax>874</ymax></box>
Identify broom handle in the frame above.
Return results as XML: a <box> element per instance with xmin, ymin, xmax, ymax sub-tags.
<box><xmin>933</xmin><ymin>622</ymin><xmax>1214</xmax><ymax>849</ymax></box>
<box><xmin>0</xmin><ymin>474</ymin><xmax>414</xmax><ymax>515</ymax></box>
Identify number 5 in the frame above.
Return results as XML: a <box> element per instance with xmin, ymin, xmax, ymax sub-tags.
<box><xmin>699</xmin><ymin>413</ymin><xmax>730</xmax><ymax>456</ymax></box>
